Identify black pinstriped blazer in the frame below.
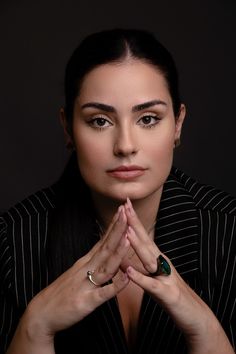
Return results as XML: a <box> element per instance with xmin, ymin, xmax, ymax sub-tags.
<box><xmin>0</xmin><ymin>167</ymin><xmax>236</xmax><ymax>353</ymax></box>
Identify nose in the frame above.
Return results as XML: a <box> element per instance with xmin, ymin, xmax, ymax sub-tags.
<box><xmin>113</xmin><ymin>126</ymin><xmax>138</xmax><ymax>157</ymax></box>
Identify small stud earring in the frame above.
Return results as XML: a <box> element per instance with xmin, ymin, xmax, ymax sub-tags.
<box><xmin>174</xmin><ymin>138</ymin><xmax>181</xmax><ymax>148</ymax></box>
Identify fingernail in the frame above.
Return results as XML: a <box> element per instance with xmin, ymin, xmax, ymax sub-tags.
<box><xmin>124</xmin><ymin>203</ymin><xmax>132</xmax><ymax>217</ymax></box>
<box><xmin>118</xmin><ymin>205</ymin><xmax>123</xmax><ymax>213</ymax></box>
<box><xmin>126</xmin><ymin>198</ymin><xmax>135</xmax><ymax>216</ymax></box>
<box><xmin>118</xmin><ymin>206</ymin><xmax>123</xmax><ymax>220</ymax></box>
<box><xmin>127</xmin><ymin>198</ymin><xmax>132</xmax><ymax>208</ymax></box>
<box><xmin>127</xmin><ymin>225</ymin><xmax>133</xmax><ymax>236</ymax></box>
<box><xmin>119</xmin><ymin>206</ymin><xmax>126</xmax><ymax>223</ymax></box>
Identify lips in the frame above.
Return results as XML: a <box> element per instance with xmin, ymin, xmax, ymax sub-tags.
<box><xmin>107</xmin><ymin>165</ymin><xmax>146</xmax><ymax>179</ymax></box>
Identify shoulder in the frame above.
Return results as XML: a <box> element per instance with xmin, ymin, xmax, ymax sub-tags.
<box><xmin>2</xmin><ymin>186</ymin><xmax>56</xmax><ymax>222</ymax></box>
<box><xmin>171</xmin><ymin>167</ymin><xmax>236</xmax><ymax>215</ymax></box>
<box><xmin>0</xmin><ymin>184</ymin><xmax>56</xmax><ymax>246</ymax></box>
<box><xmin>0</xmin><ymin>186</ymin><xmax>56</xmax><ymax>293</ymax></box>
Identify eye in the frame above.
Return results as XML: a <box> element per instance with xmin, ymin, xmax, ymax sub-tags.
<box><xmin>137</xmin><ymin>114</ymin><xmax>160</xmax><ymax>128</ymax></box>
<box><xmin>89</xmin><ymin>117</ymin><xmax>113</xmax><ymax>129</ymax></box>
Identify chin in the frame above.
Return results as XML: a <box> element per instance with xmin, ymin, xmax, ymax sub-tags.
<box><xmin>106</xmin><ymin>186</ymin><xmax>157</xmax><ymax>203</ymax></box>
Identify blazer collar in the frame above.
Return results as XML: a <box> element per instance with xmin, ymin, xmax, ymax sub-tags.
<box><xmin>154</xmin><ymin>167</ymin><xmax>199</xmax><ymax>279</ymax></box>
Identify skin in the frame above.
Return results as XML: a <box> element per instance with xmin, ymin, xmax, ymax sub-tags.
<box><xmin>62</xmin><ymin>59</ymin><xmax>185</xmax><ymax>230</ymax></box>
<box><xmin>7</xmin><ymin>59</ymin><xmax>234</xmax><ymax>354</ymax></box>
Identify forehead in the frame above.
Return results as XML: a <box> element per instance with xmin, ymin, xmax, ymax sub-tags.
<box><xmin>77</xmin><ymin>59</ymin><xmax>171</xmax><ymax>105</ymax></box>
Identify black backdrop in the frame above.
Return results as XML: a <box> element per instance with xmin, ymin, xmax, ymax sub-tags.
<box><xmin>0</xmin><ymin>0</ymin><xmax>236</xmax><ymax>211</ymax></box>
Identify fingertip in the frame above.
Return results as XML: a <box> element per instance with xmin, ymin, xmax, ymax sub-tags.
<box><xmin>118</xmin><ymin>206</ymin><xmax>126</xmax><ymax>223</ymax></box>
<box><xmin>127</xmin><ymin>266</ymin><xmax>134</xmax><ymax>275</ymax></box>
<box><xmin>123</xmin><ymin>234</ymin><xmax>130</xmax><ymax>247</ymax></box>
<box><xmin>118</xmin><ymin>205</ymin><xmax>123</xmax><ymax>215</ymax></box>
<box><xmin>124</xmin><ymin>199</ymin><xmax>135</xmax><ymax>218</ymax></box>
<box><xmin>117</xmin><ymin>271</ymin><xmax>130</xmax><ymax>289</ymax></box>
<box><xmin>127</xmin><ymin>197</ymin><xmax>131</xmax><ymax>207</ymax></box>
<box><xmin>127</xmin><ymin>225</ymin><xmax>134</xmax><ymax>235</ymax></box>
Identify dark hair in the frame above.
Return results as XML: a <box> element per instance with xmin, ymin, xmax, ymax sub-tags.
<box><xmin>47</xmin><ymin>29</ymin><xmax>182</xmax><ymax>280</ymax></box>
<box><xmin>64</xmin><ymin>28</ymin><xmax>181</xmax><ymax>133</ymax></box>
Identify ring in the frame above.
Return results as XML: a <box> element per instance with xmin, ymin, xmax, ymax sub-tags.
<box><xmin>150</xmin><ymin>255</ymin><xmax>171</xmax><ymax>276</ymax></box>
<box><xmin>87</xmin><ymin>270</ymin><xmax>100</xmax><ymax>286</ymax></box>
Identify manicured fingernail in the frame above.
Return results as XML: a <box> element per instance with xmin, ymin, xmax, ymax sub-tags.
<box><xmin>124</xmin><ymin>202</ymin><xmax>130</xmax><ymax>215</ymax></box>
<box><xmin>127</xmin><ymin>198</ymin><xmax>132</xmax><ymax>208</ymax></box>
<box><xmin>119</xmin><ymin>206</ymin><xmax>127</xmax><ymax>223</ymax></box>
<box><xmin>124</xmin><ymin>228</ymin><xmax>129</xmax><ymax>239</ymax></box>
<box><xmin>126</xmin><ymin>198</ymin><xmax>135</xmax><ymax>216</ymax></box>
<box><xmin>118</xmin><ymin>205</ymin><xmax>123</xmax><ymax>213</ymax></box>
<box><xmin>118</xmin><ymin>206</ymin><xmax>123</xmax><ymax>220</ymax></box>
<box><xmin>127</xmin><ymin>226</ymin><xmax>133</xmax><ymax>236</ymax></box>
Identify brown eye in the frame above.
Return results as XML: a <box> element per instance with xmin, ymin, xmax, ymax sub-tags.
<box><xmin>95</xmin><ymin>118</ymin><xmax>107</xmax><ymax>126</ymax></box>
<box><xmin>89</xmin><ymin>117</ymin><xmax>113</xmax><ymax>130</ymax></box>
<box><xmin>137</xmin><ymin>115</ymin><xmax>160</xmax><ymax>128</ymax></box>
<box><xmin>142</xmin><ymin>116</ymin><xmax>152</xmax><ymax>124</ymax></box>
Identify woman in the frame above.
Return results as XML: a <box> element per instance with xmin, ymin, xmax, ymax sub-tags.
<box><xmin>0</xmin><ymin>29</ymin><xmax>235</xmax><ymax>354</ymax></box>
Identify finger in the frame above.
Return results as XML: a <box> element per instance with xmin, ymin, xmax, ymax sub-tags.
<box><xmin>91</xmin><ymin>270</ymin><xmax>129</xmax><ymax>307</ymax></box>
<box><xmin>99</xmin><ymin>206</ymin><xmax>128</xmax><ymax>255</ymax></box>
<box><xmin>81</xmin><ymin>206</ymin><xmax>126</xmax><ymax>266</ymax></box>
<box><xmin>87</xmin><ymin>206</ymin><xmax>123</xmax><ymax>257</ymax></box>
<box><xmin>125</xmin><ymin>198</ymin><xmax>161</xmax><ymax>252</ymax></box>
<box><xmin>102</xmin><ymin>205</ymin><xmax>123</xmax><ymax>238</ymax></box>
<box><xmin>124</xmin><ymin>198</ymin><xmax>148</xmax><ymax>243</ymax></box>
<box><xmin>127</xmin><ymin>265</ymin><xmax>165</xmax><ymax>294</ymax></box>
<box><xmin>90</xmin><ymin>233</ymin><xmax>130</xmax><ymax>285</ymax></box>
<box><xmin>126</xmin><ymin>225</ymin><xmax>159</xmax><ymax>273</ymax></box>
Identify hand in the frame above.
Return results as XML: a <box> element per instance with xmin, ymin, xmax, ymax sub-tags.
<box><xmin>124</xmin><ymin>198</ymin><xmax>234</xmax><ymax>354</ymax></box>
<box><xmin>23</xmin><ymin>206</ymin><xmax>130</xmax><ymax>340</ymax></box>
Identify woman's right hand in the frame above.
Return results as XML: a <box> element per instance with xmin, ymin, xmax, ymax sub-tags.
<box><xmin>14</xmin><ymin>206</ymin><xmax>130</xmax><ymax>346</ymax></box>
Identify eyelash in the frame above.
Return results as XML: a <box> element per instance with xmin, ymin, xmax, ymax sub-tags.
<box><xmin>87</xmin><ymin>114</ymin><xmax>161</xmax><ymax>131</ymax></box>
<box><xmin>137</xmin><ymin>114</ymin><xmax>161</xmax><ymax>128</ymax></box>
<box><xmin>88</xmin><ymin>116</ymin><xmax>113</xmax><ymax>131</ymax></box>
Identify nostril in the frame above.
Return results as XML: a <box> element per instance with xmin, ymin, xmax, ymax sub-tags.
<box><xmin>113</xmin><ymin>145</ymin><xmax>138</xmax><ymax>157</ymax></box>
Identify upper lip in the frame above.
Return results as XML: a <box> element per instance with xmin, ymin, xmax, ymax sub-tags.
<box><xmin>107</xmin><ymin>165</ymin><xmax>146</xmax><ymax>172</ymax></box>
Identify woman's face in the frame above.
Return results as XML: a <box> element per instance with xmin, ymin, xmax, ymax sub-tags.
<box><xmin>70</xmin><ymin>59</ymin><xmax>185</xmax><ymax>203</ymax></box>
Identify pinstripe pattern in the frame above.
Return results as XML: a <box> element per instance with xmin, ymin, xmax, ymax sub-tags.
<box><xmin>0</xmin><ymin>167</ymin><xmax>236</xmax><ymax>353</ymax></box>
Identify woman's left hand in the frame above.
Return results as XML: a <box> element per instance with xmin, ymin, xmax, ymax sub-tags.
<box><xmin>124</xmin><ymin>198</ymin><xmax>234</xmax><ymax>354</ymax></box>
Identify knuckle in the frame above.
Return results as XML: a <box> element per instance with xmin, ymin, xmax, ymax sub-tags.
<box><xmin>144</xmin><ymin>260</ymin><xmax>157</xmax><ymax>273</ymax></box>
<box><xmin>113</xmin><ymin>245</ymin><xmax>123</xmax><ymax>258</ymax></box>
<box><xmin>97</xmin><ymin>264</ymin><xmax>114</xmax><ymax>280</ymax></box>
<box><xmin>101</xmin><ymin>242</ymin><xmax>112</xmax><ymax>255</ymax></box>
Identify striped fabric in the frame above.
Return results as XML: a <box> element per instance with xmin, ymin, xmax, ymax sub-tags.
<box><xmin>0</xmin><ymin>167</ymin><xmax>235</xmax><ymax>353</ymax></box>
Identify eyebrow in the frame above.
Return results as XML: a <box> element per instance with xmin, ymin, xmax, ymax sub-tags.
<box><xmin>81</xmin><ymin>99</ymin><xmax>167</xmax><ymax>113</ymax></box>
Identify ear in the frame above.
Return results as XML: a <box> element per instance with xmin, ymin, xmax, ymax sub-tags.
<box><xmin>60</xmin><ymin>108</ymin><xmax>74</xmax><ymax>149</ymax></box>
<box><xmin>174</xmin><ymin>104</ymin><xmax>186</xmax><ymax>143</ymax></box>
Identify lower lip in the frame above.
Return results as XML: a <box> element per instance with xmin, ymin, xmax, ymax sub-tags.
<box><xmin>107</xmin><ymin>170</ymin><xmax>145</xmax><ymax>179</ymax></box>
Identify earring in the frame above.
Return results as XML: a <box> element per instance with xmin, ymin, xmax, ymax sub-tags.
<box><xmin>174</xmin><ymin>138</ymin><xmax>181</xmax><ymax>148</ymax></box>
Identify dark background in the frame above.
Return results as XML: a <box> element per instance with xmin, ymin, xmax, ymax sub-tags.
<box><xmin>0</xmin><ymin>0</ymin><xmax>236</xmax><ymax>212</ymax></box>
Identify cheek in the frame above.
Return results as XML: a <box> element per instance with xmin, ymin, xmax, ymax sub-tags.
<box><xmin>145</xmin><ymin>127</ymin><xmax>175</xmax><ymax>161</ymax></box>
<box><xmin>74</xmin><ymin>136</ymin><xmax>108</xmax><ymax>172</ymax></box>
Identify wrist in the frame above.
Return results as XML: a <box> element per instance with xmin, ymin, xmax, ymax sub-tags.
<box><xmin>187</xmin><ymin>315</ymin><xmax>234</xmax><ymax>354</ymax></box>
<box><xmin>6</xmin><ymin>307</ymin><xmax>55</xmax><ymax>354</ymax></box>
<box><xmin>20</xmin><ymin>303</ymin><xmax>55</xmax><ymax>346</ymax></box>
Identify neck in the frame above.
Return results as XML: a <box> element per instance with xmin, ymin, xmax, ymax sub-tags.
<box><xmin>91</xmin><ymin>188</ymin><xmax>163</xmax><ymax>238</ymax></box>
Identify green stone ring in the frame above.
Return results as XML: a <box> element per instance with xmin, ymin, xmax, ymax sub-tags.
<box><xmin>150</xmin><ymin>255</ymin><xmax>171</xmax><ymax>277</ymax></box>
